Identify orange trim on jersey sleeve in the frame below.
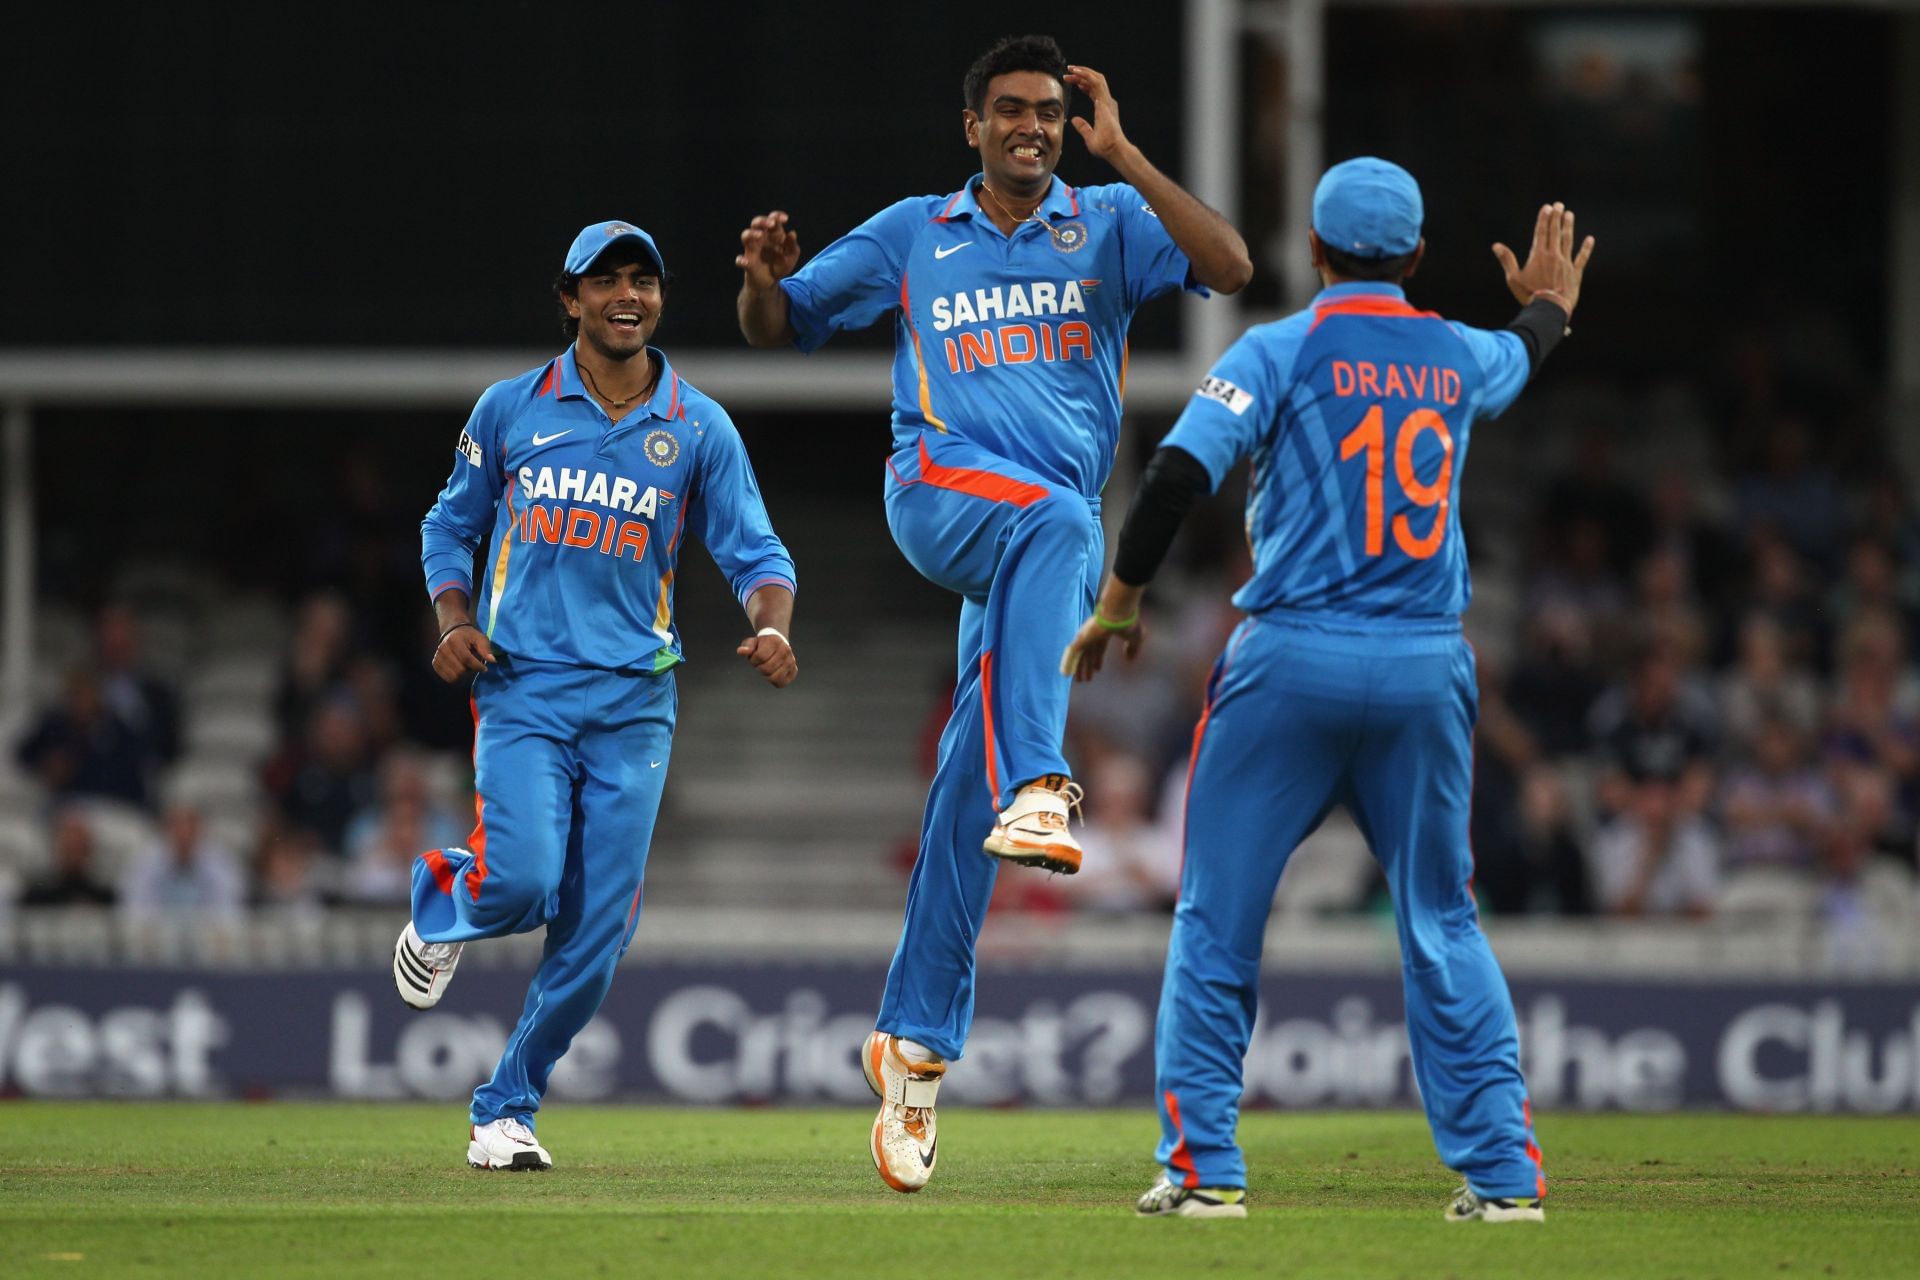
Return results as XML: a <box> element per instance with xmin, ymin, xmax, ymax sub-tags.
<box><xmin>536</xmin><ymin>359</ymin><xmax>560</xmax><ymax>397</ymax></box>
<box><xmin>933</xmin><ymin>190</ymin><xmax>965</xmax><ymax>222</ymax></box>
<box><xmin>914</xmin><ymin>437</ymin><xmax>1048</xmax><ymax>507</ymax></box>
<box><xmin>1118</xmin><ymin>339</ymin><xmax>1130</xmax><ymax>402</ymax></box>
<box><xmin>899</xmin><ymin>273</ymin><xmax>947</xmax><ymax>432</ymax></box>
<box><xmin>1307</xmin><ymin>296</ymin><xmax>1441</xmax><ymax>334</ymax></box>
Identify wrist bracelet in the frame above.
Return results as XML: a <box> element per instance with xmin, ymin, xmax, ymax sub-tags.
<box><xmin>437</xmin><ymin>621</ymin><xmax>479</xmax><ymax>646</ymax></box>
<box><xmin>1094</xmin><ymin>608</ymin><xmax>1140</xmax><ymax>632</ymax></box>
<box><xmin>756</xmin><ymin>626</ymin><xmax>789</xmax><ymax>645</ymax></box>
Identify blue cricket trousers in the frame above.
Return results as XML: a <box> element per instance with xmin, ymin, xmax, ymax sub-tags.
<box><xmin>1155</xmin><ymin>613</ymin><xmax>1544</xmax><ymax>1199</ymax></box>
<box><xmin>875</xmin><ymin>433</ymin><xmax>1103</xmax><ymax>1059</ymax></box>
<box><xmin>410</xmin><ymin>653</ymin><xmax>674</xmax><ymax>1128</ymax></box>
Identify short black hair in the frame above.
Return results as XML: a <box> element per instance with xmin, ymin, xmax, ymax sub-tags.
<box><xmin>963</xmin><ymin>34</ymin><xmax>1070</xmax><ymax>116</ymax></box>
<box><xmin>1321</xmin><ymin>243</ymin><xmax>1419</xmax><ymax>283</ymax></box>
<box><xmin>552</xmin><ymin>243</ymin><xmax>670</xmax><ymax>342</ymax></box>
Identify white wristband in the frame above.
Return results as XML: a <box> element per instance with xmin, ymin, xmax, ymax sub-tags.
<box><xmin>756</xmin><ymin>627</ymin><xmax>789</xmax><ymax>645</ymax></box>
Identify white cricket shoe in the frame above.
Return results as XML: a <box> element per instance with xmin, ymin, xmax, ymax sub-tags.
<box><xmin>1135</xmin><ymin>1172</ymin><xmax>1248</xmax><ymax>1218</ymax></box>
<box><xmin>1445</xmin><ymin>1184</ymin><xmax>1545</xmax><ymax>1223</ymax></box>
<box><xmin>982</xmin><ymin>774</ymin><xmax>1084</xmax><ymax>874</ymax></box>
<box><xmin>392</xmin><ymin>921</ymin><xmax>463</xmax><ymax>1010</ymax></box>
<box><xmin>862</xmin><ymin>1031</ymin><xmax>945</xmax><ymax>1193</ymax></box>
<box><xmin>467</xmin><ymin>1117</ymin><xmax>552</xmax><ymax>1171</ymax></box>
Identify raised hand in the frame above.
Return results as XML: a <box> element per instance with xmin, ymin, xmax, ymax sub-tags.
<box><xmin>737</xmin><ymin>630</ymin><xmax>798</xmax><ymax>689</ymax></box>
<box><xmin>1063</xmin><ymin>65</ymin><xmax>1131</xmax><ymax>162</ymax></box>
<box><xmin>736</xmin><ymin>211</ymin><xmax>800</xmax><ymax>290</ymax></box>
<box><xmin>1492</xmin><ymin>202</ymin><xmax>1595</xmax><ymax>315</ymax></box>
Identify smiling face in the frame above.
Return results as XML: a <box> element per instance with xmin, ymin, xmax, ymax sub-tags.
<box><xmin>965</xmin><ymin>69</ymin><xmax>1067</xmax><ymax>198</ymax></box>
<box><xmin>564</xmin><ymin>249</ymin><xmax>665</xmax><ymax>362</ymax></box>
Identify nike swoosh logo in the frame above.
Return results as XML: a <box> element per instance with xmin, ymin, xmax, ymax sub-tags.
<box><xmin>530</xmin><ymin>429</ymin><xmax>573</xmax><ymax>446</ymax></box>
<box><xmin>650</xmin><ymin>761</ymin><xmax>662</xmax><ymax>768</ymax></box>
<box><xmin>933</xmin><ymin>243</ymin><xmax>972</xmax><ymax>260</ymax></box>
<box><xmin>920</xmin><ymin>1139</ymin><xmax>936</xmax><ymax>1168</ymax></box>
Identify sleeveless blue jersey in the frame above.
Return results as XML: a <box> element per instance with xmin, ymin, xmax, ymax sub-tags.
<box><xmin>1162</xmin><ymin>282</ymin><xmax>1531</xmax><ymax>622</ymax></box>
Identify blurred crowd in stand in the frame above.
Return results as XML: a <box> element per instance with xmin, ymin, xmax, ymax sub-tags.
<box><xmin>4</xmin><ymin>590</ymin><xmax>471</xmax><ymax>926</ymax></box>
<box><xmin>5</xmin><ymin>316</ymin><xmax>1917</xmax><ymax>936</ymax></box>
<box><xmin>1027</xmin><ymin>314</ymin><xmax>1920</xmax><ymax>933</ymax></box>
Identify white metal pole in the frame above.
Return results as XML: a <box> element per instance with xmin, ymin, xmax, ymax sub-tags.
<box><xmin>1284</xmin><ymin>0</ymin><xmax>1326</xmax><ymax>310</ymax></box>
<box><xmin>1184</xmin><ymin>0</ymin><xmax>1243</xmax><ymax>374</ymax></box>
<box><xmin>2</xmin><ymin>400</ymin><xmax>33</xmax><ymax>722</ymax></box>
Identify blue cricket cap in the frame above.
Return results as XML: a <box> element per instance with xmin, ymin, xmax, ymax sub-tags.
<box><xmin>563</xmin><ymin>220</ymin><xmax>665</xmax><ymax>276</ymax></box>
<box><xmin>1312</xmin><ymin>158</ymin><xmax>1423</xmax><ymax>259</ymax></box>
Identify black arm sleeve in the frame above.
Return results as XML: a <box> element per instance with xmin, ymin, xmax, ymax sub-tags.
<box><xmin>1111</xmin><ymin>445</ymin><xmax>1214</xmax><ymax>587</ymax></box>
<box><xmin>1504</xmin><ymin>297</ymin><xmax>1570</xmax><ymax>374</ymax></box>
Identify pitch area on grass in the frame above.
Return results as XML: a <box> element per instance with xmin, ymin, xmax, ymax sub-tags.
<box><xmin>3</xmin><ymin>1104</ymin><xmax>1917</xmax><ymax>1278</ymax></box>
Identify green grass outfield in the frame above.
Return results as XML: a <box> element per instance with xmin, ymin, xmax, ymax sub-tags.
<box><xmin>3</xmin><ymin>1104</ymin><xmax>1917</xmax><ymax>1278</ymax></box>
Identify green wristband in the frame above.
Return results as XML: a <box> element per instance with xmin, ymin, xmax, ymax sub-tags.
<box><xmin>1094</xmin><ymin>608</ymin><xmax>1139</xmax><ymax>632</ymax></box>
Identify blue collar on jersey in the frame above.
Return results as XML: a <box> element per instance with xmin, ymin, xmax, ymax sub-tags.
<box><xmin>936</xmin><ymin>174</ymin><xmax>1081</xmax><ymax>223</ymax></box>
<box><xmin>548</xmin><ymin>344</ymin><xmax>685</xmax><ymax>421</ymax></box>
<box><xmin>1314</xmin><ymin>281</ymin><xmax>1408</xmax><ymax>302</ymax></box>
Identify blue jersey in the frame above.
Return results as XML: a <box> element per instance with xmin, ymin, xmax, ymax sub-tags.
<box><xmin>421</xmin><ymin>346</ymin><xmax>796</xmax><ymax>672</ymax></box>
<box><xmin>781</xmin><ymin>176</ymin><xmax>1204</xmax><ymax>497</ymax></box>
<box><xmin>1162</xmin><ymin>282</ymin><xmax>1530</xmax><ymax>621</ymax></box>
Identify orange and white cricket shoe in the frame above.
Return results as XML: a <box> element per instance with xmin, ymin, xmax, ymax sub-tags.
<box><xmin>983</xmin><ymin>774</ymin><xmax>1084</xmax><ymax>874</ymax></box>
<box><xmin>862</xmin><ymin>1031</ymin><xmax>945</xmax><ymax>1193</ymax></box>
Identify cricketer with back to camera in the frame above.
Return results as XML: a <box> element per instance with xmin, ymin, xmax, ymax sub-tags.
<box><xmin>734</xmin><ymin>32</ymin><xmax>1251</xmax><ymax>1195</ymax></box>
<box><xmin>1064</xmin><ymin>160</ymin><xmax>1594</xmax><ymax>1221</ymax></box>
<box><xmin>393</xmin><ymin>220</ymin><xmax>799</xmax><ymax>1172</ymax></box>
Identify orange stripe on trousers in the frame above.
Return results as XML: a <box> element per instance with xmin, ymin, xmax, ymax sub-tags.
<box><xmin>980</xmin><ymin>649</ymin><xmax>1001</xmax><ymax>807</ymax></box>
<box><xmin>1524</xmin><ymin>1098</ymin><xmax>1547</xmax><ymax>1198</ymax></box>
<box><xmin>465</xmin><ymin>692</ymin><xmax>490</xmax><ymax>902</ymax></box>
<box><xmin>1164</xmin><ymin>1089</ymin><xmax>1201</xmax><ymax>1189</ymax></box>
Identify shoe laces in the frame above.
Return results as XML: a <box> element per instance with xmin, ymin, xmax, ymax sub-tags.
<box><xmin>899</xmin><ymin>1104</ymin><xmax>931</xmax><ymax>1141</ymax></box>
<box><xmin>495</xmin><ymin>1118</ymin><xmax>537</xmax><ymax>1145</ymax></box>
<box><xmin>1036</xmin><ymin>777</ymin><xmax>1085</xmax><ymax>822</ymax></box>
<box><xmin>418</xmin><ymin>939</ymin><xmax>459</xmax><ymax>967</ymax></box>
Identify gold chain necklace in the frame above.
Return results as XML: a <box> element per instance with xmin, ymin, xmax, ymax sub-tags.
<box><xmin>580</xmin><ymin>358</ymin><xmax>658</xmax><ymax>411</ymax></box>
<box><xmin>978</xmin><ymin>181</ymin><xmax>1071</xmax><ymax>244</ymax></box>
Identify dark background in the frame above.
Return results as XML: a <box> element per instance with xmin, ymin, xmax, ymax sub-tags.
<box><xmin>0</xmin><ymin>5</ymin><xmax>1891</xmax><ymax>371</ymax></box>
<box><xmin>10</xmin><ymin>5</ymin><xmax>1895</xmax><ymax>612</ymax></box>
<box><xmin>0</xmin><ymin>2</ymin><xmax>1193</xmax><ymax>352</ymax></box>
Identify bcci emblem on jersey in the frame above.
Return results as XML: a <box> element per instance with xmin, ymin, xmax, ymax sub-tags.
<box><xmin>643</xmin><ymin>429</ymin><xmax>680</xmax><ymax>467</ymax></box>
<box><xmin>1051</xmin><ymin>220</ymin><xmax>1090</xmax><ymax>253</ymax></box>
